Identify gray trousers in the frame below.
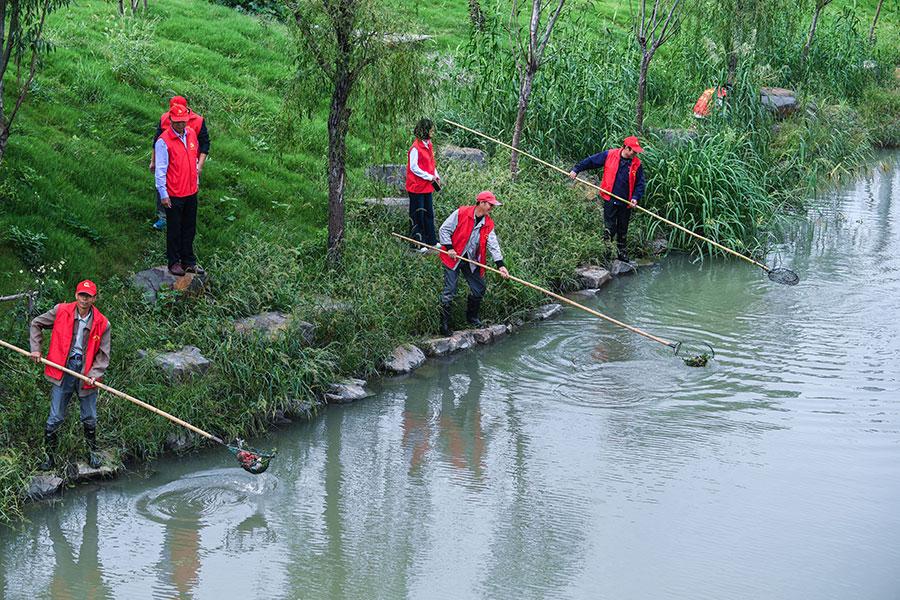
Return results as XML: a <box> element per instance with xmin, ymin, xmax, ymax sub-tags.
<box><xmin>441</xmin><ymin>265</ymin><xmax>486</xmax><ymax>304</ymax></box>
<box><xmin>47</xmin><ymin>355</ymin><xmax>97</xmax><ymax>430</ymax></box>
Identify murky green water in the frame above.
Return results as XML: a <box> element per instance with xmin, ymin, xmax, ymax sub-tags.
<box><xmin>2</xmin><ymin>156</ymin><xmax>899</xmax><ymax>600</ymax></box>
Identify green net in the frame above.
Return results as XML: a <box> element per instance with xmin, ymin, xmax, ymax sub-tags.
<box><xmin>228</xmin><ymin>439</ymin><xmax>276</xmax><ymax>475</ymax></box>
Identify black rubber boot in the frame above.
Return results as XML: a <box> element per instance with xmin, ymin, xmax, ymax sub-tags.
<box><xmin>39</xmin><ymin>428</ymin><xmax>58</xmax><ymax>471</ymax></box>
<box><xmin>83</xmin><ymin>425</ymin><xmax>102</xmax><ymax>469</ymax></box>
<box><xmin>440</xmin><ymin>303</ymin><xmax>452</xmax><ymax>336</ymax></box>
<box><xmin>466</xmin><ymin>295</ymin><xmax>483</xmax><ymax>327</ymax></box>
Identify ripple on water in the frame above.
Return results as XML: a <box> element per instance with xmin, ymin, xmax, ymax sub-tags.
<box><xmin>135</xmin><ymin>468</ymin><xmax>278</xmax><ymax>527</ymax></box>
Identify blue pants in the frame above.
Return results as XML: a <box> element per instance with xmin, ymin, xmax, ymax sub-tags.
<box><xmin>46</xmin><ymin>356</ymin><xmax>97</xmax><ymax>431</ymax></box>
<box><xmin>408</xmin><ymin>192</ymin><xmax>437</xmax><ymax>245</ymax></box>
<box><xmin>440</xmin><ymin>265</ymin><xmax>486</xmax><ymax>304</ymax></box>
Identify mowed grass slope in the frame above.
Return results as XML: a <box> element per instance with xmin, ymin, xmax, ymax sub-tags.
<box><xmin>0</xmin><ymin>0</ymin><xmax>368</xmax><ymax>290</ymax></box>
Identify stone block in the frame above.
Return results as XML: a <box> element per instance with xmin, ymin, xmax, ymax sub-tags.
<box><xmin>610</xmin><ymin>259</ymin><xmax>636</xmax><ymax>276</ymax></box>
<box><xmin>132</xmin><ymin>266</ymin><xmax>208</xmax><ymax>303</ymax></box>
<box><xmin>760</xmin><ymin>87</ymin><xmax>799</xmax><ymax>119</ymax></box>
<box><xmin>234</xmin><ymin>311</ymin><xmax>291</xmax><ymax>341</ymax></box>
<box><xmin>365</xmin><ymin>164</ymin><xmax>406</xmax><ymax>189</ymax></box>
<box><xmin>363</xmin><ymin>197</ymin><xmax>408</xmax><ymax>212</ymax></box>
<box><xmin>441</xmin><ymin>145</ymin><xmax>487</xmax><ymax>168</ymax></box>
<box><xmin>530</xmin><ymin>303</ymin><xmax>563</xmax><ymax>321</ymax></box>
<box><xmin>154</xmin><ymin>346</ymin><xmax>212</xmax><ymax>384</ymax></box>
<box><xmin>384</xmin><ymin>344</ymin><xmax>426</xmax><ymax>374</ymax></box>
<box><xmin>575</xmin><ymin>266</ymin><xmax>611</xmax><ymax>289</ymax></box>
<box><xmin>27</xmin><ymin>474</ymin><xmax>63</xmax><ymax>500</ymax></box>
<box><xmin>326</xmin><ymin>378</ymin><xmax>374</xmax><ymax>404</ymax></box>
<box><xmin>68</xmin><ymin>452</ymin><xmax>121</xmax><ymax>482</ymax></box>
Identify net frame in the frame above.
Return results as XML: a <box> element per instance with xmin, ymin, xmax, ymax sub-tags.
<box><xmin>228</xmin><ymin>439</ymin><xmax>277</xmax><ymax>475</ymax></box>
<box><xmin>768</xmin><ymin>267</ymin><xmax>800</xmax><ymax>286</ymax></box>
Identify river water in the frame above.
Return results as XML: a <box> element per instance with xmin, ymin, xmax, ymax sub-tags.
<box><xmin>2</xmin><ymin>156</ymin><xmax>899</xmax><ymax>600</ymax></box>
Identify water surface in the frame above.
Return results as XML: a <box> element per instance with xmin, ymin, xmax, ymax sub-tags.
<box><xmin>2</xmin><ymin>155</ymin><xmax>898</xmax><ymax>600</ymax></box>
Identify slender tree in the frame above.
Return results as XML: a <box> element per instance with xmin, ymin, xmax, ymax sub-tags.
<box><xmin>0</xmin><ymin>0</ymin><xmax>70</xmax><ymax>164</ymax></box>
<box><xmin>286</xmin><ymin>0</ymin><xmax>424</xmax><ymax>263</ymax></box>
<box><xmin>802</xmin><ymin>0</ymin><xmax>835</xmax><ymax>63</ymax></box>
<box><xmin>868</xmin><ymin>0</ymin><xmax>884</xmax><ymax>42</ymax></box>
<box><xmin>635</xmin><ymin>0</ymin><xmax>683</xmax><ymax>134</ymax></box>
<box><xmin>508</xmin><ymin>0</ymin><xmax>566</xmax><ymax>178</ymax></box>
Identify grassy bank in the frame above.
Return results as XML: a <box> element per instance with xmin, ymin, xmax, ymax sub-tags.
<box><xmin>1</xmin><ymin>0</ymin><xmax>898</xmax><ymax>521</ymax></box>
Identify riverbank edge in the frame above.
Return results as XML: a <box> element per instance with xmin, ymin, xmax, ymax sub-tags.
<box><xmin>19</xmin><ymin>257</ymin><xmax>655</xmax><ymax>507</ymax></box>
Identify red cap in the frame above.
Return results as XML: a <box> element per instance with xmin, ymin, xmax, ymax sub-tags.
<box><xmin>76</xmin><ymin>280</ymin><xmax>97</xmax><ymax>296</ymax></box>
<box><xmin>476</xmin><ymin>190</ymin><xmax>502</xmax><ymax>206</ymax></box>
<box><xmin>169</xmin><ymin>104</ymin><xmax>190</xmax><ymax>122</ymax></box>
<box><xmin>169</xmin><ymin>95</ymin><xmax>188</xmax><ymax>109</ymax></box>
<box><xmin>623</xmin><ymin>136</ymin><xmax>644</xmax><ymax>153</ymax></box>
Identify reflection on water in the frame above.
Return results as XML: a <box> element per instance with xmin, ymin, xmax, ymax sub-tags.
<box><xmin>2</xmin><ymin>155</ymin><xmax>900</xmax><ymax>600</ymax></box>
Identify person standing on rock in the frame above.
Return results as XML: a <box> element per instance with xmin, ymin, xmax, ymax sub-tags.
<box><xmin>155</xmin><ymin>103</ymin><xmax>203</xmax><ymax>276</ymax></box>
<box><xmin>149</xmin><ymin>96</ymin><xmax>209</xmax><ymax>231</ymax></box>
<box><xmin>406</xmin><ymin>118</ymin><xmax>441</xmax><ymax>253</ymax></box>
<box><xmin>569</xmin><ymin>136</ymin><xmax>646</xmax><ymax>262</ymax></box>
<box><xmin>29</xmin><ymin>280</ymin><xmax>111</xmax><ymax>470</ymax></box>
<box><xmin>437</xmin><ymin>191</ymin><xmax>509</xmax><ymax>335</ymax></box>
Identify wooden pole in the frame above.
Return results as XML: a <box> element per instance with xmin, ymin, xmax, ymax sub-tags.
<box><xmin>392</xmin><ymin>233</ymin><xmax>679</xmax><ymax>349</ymax></box>
<box><xmin>0</xmin><ymin>339</ymin><xmax>224</xmax><ymax>445</ymax></box>
<box><xmin>443</xmin><ymin>118</ymin><xmax>772</xmax><ymax>273</ymax></box>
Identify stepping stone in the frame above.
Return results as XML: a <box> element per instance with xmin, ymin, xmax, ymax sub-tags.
<box><xmin>234</xmin><ymin>312</ymin><xmax>315</xmax><ymax>344</ymax></box>
<box><xmin>530</xmin><ymin>303</ymin><xmax>563</xmax><ymax>321</ymax></box>
<box><xmin>154</xmin><ymin>345</ymin><xmax>211</xmax><ymax>384</ymax></box>
<box><xmin>132</xmin><ymin>266</ymin><xmax>208</xmax><ymax>303</ymax></box>
<box><xmin>384</xmin><ymin>344</ymin><xmax>426</xmax><ymax>374</ymax></box>
<box><xmin>575</xmin><ymin>266</ymin><xmax>611</xmax><ymax>289</ymax></box>
<box><xmin>610</xmin><ymin>260</ymin><xmax>636</xmax><ymax>276</ymax></box>
<box><xmin>649</xmin><ymin>238</ymin><xmax>668</xmax><ymax>255</ymax></box>
<box><xmin>421</xmin><ymin>331</ymin><xmax>476</xmax><ymax>357</ymax></box>
<box><xmin>68</xmin><ymin>451</ymin><xmax>121</xmax><ymax>482</ymax></box>
<box><xmin>27</xmin><ymin>474</ymin><xmax>63</xmax><ymax>500</ymax></box>
<box><xmin>472</xmin><ymin>324</ymin><xmax>510</xmax><ymax>344</ymax></box>
<box><xmin>326</xmin><ymin>378</ymin><xmax>374</xmax><ymax>404</ymax></box>
<box><xmin>441</xmin><ymin>145</ymin><xmax>486</xmax><ymax>168</ymax></box>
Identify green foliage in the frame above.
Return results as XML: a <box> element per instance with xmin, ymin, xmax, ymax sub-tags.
<box><xmin>103</xmin><ymin>15</ymin><xmax>160</xmax><ymax>85</ymax></box>
<box><xmin>5</xmin><ymin>225</ymin><xmax>48</xmax><ymax>270</ymax></box>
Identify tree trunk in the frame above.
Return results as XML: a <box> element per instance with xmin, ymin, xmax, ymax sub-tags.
<box><xmin>635</xmin><ymin>54</ymin><xmax>650</xmax><ymax>135</ymax></box>
<box><xmin>802</xmin><ymin>6</ymin><xmax>823</xmax><ymax>62</ymax></box>
<box><xmin>509</xmin><ymin>67</ymin><xmax>536</xmax><ymax>178</ymax></box>
<box><xmin>118</xmin><ymin>0</ymin><xmax>124</xmax><ymax>15</ymax></box>
<box><xmin>0</xmin><ymin>127</ymin><xmax>9</xmax><ymax>166</ymax></box>
<box><xmin>326</xmin><ymin>73</ymin><xmax>352</xmax><ymax>264</ymax></box>
<box><xmin>869</xmin><ymin>0</ymin><xmax>884</xmax><ymax>42</ymax></box>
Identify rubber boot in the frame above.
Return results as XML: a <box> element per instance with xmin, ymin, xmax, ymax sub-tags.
<box><xmin>83</xmin><ymin>425</ymin><xmax>102</xmax><ymax>469</ymax></box>
<box><xmin>39</xmin><ymin>428</ymin><xmax>58</xmax><ymax>471</ymax></box>
<box><xmin>440</xmin><ymin>303</ymin><xmax>452</xmax><ymax>336</ymax></box>
<box><xmin>466</xmin><ymin>295</ymin><xmax>483</xmax><ymax>327</ymax></box>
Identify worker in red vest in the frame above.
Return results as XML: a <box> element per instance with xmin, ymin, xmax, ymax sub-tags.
<box><xmin>569</xmin><ymin>136</ymin><xmax>646</xmax><ymax>262</ymax></box>
<box><xmin>29</xmin><ymin>280</ymin><xmax>111</xmax><ymax>470</ymax></box>
<box><xmin>154</xmin><ymin>103</ymin><xmax>202</xmax><ymax>276</ymax></box>
<box><xmin>149</xmin><ymin>96</ymin><xmax>210</xmax><ymax>231</ymax></box>
<box><xmin>406</xmin><ymin>118</ymin><xmax>441</xmax><ymax>252</ymax></box>
<box><xmin>693</xmin><ymin>86</ymin><xmax>728</xmax><ymax>119</ymax></box>
<box><xmin>437</xmin><ymin>191</ymin><xmax>510</xmax><ymax>335</ymax></box>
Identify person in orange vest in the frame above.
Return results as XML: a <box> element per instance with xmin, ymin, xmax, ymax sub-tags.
<box><xmin>149</xmin><ymin>96</ymin><xmax>209</xmax><ymax>231</ymax></box>
<box><xmin>29</xmin><ymin>280</ymin><xmax>111</xmax><ymax>470</ymax></box>
<box><xmin>155</xmin><ymin>103</ymin><xmax>203</xmax><ymax>276</ymax></box>
<box><xmin>437</xmin><ymin>191</ymin><xmax>510</xmax><ymax>335</ymax></box>
<box><xmin>569</xmin><ymin>136</ymin><xmax>646</xmax><ymax>262</ymax></box>
<box><xmin>693</xmin><ymin>86</ymin><xmax>728</xmax><ymax>119</ymax></box>
<box><xmin>406</xmin><ymin>118</ymin><xmax>441</xmax><ymax>252</ymax></box>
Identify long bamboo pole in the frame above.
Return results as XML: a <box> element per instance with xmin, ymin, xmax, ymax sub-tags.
<box><xmin>0</xmin><ymin>338</ymin><xmax>224</xmax><ymax>445</ymax></box>
<box><xmin>392</xmin><ymin>232</ymin><xmax>679</xmax><ymax>350</ymax></box>
<box><xmin>443</xmin><ymin>118</ymin><xmax>773</xmax><ymax>273</ymax></box>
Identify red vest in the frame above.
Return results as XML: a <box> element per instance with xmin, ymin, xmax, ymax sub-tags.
<box><xmin>600</xmin><ymin>148</ymin><xmax>642</xmax><ymax>205</ymax></box>
<box><xmin>45</xmin><ymin>303</ymin><xmax>109</xmax><ymax>389</ymax></box>
<box><xmin>693</xmin><ymin>87</ymin><xmax>727</xmax><ymax>117</ymax></box>
<box><xmin>161</xmin><ymin>126</ymin><xmax>199</xmax><ymax>198</ymax></box>
<box><xmin>160</xmin><ymin>110</ymin><xmax>204</xmax><ymax>138</ymax></box>
<box><xmin>440</xmin><ymin>205</ymin><xmax>495</xmax><ymax>276</ymax></box>
<box><xmin>406</xmin><ymin>139</ymin><xmax>436</xmax><ymax>194</ymax></box>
